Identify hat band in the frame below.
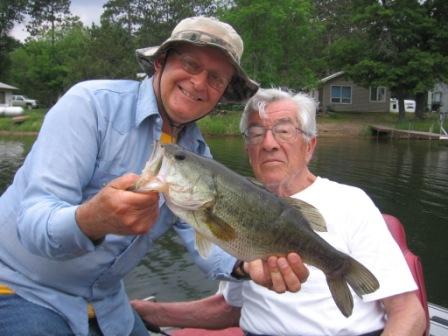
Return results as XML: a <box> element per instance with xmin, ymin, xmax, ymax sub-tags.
<box><xmin>171</xmin><ymin>30</ymin><xmax>240</xmax><ymax>63</ymax></box>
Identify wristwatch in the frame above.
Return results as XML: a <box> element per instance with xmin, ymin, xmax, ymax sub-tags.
<box><xmin>231</xmin><ymin>260</ymin><xmax>250</xmax><ymax>280</ymax></box>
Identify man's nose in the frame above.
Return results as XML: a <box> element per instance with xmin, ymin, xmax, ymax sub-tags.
<box><xmin>191</xmin><ymin>70</ymin><xmax>208</xmax><ymax>90</ymax></box>
<box><xmin>261</xmin><ymin>129</ymin><xmax>279</xmax><ymax>149</ymax></box>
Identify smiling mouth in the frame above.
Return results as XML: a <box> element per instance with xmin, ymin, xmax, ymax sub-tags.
<box><xmin>179</xmin><ymin>85</ymin><xmax>203</xmax><ymax>102</ymax></box>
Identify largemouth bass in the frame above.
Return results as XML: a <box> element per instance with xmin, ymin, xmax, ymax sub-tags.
<box><xmin>133</xmin><ymin>143</ymin><xmax>379</xmax><ymax>317</ymax></box>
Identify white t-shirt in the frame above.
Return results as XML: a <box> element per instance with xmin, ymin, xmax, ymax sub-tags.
<box><xmin>221</xmin><ymin>177</ymin><xmax>417</xmax><ymax>336</ymax></box>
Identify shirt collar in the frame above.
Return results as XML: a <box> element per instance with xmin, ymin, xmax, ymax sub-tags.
<box><xmin>135</xmin><ymin>76</ymin><xmax>160</xmax><ymax>126</ymax></box>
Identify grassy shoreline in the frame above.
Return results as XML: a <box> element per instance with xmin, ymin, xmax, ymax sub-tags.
<box><xmin>0</xmin><ymin>108</ymin><xmax>442</xmax><ymax>137</ymax></box>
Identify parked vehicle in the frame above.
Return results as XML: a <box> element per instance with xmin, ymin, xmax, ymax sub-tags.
<box><xmin>11</xmin><ymin>95</ymin><xmax>38</xmax><ymax>109</ymax></box>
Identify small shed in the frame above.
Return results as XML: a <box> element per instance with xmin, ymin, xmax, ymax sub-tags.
<box><xmin>314</xmin><ymin>71</ymin><xmax>391</xmax><ymax>113</ymax></box>
<box><xmin>0</xmin><ymin>82</ymin><xmax>19</xmax><ymax>106</ymax></box>
<box><xmin>428</xmin><ymin>82</ymin><xmax>448</xmax><ymax>114</ymax></box>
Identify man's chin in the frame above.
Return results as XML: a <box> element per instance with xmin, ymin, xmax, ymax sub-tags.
<box><xmin>166</xmin><ymin>106</ymin><xmax>209</xmax><ymax>124</ymax></box>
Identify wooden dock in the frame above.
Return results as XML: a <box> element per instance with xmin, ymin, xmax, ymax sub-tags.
<box><xmin>370</xmin><ymin>125</ymin><xmax>447</xmax><ymax>140</ymax></box>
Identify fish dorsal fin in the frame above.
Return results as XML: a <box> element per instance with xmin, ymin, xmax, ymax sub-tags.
<box><xmin>246</xmin><ymin>176</ymin><xmax>264</xmax><ymax>188</ymax></box>
<box><xmin>205</xmin><ymin>211</ymin><xmax>237</xmax><ymax>241</ymax></box>
<box><xmin>246</xmin><ymin>177</ymin><xmax>273</xmax><ymax>192</ymax></box>
<box><xmin>283</xmin><ymin>197</ymin><xmax>327</xmax><ymax>232</ymax></box>
<box><xmin>195</xmin><ymin>232</ymin><xmax>214</xmax><ymax>258</ymax></box>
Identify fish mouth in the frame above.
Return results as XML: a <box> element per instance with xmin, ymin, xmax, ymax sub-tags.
<box><xmin>132</xmin><ymin>141</ymin><xmax>169</xmax><ymax>192</ymax></box>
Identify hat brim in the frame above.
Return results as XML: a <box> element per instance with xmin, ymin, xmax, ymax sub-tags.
<box><xmin>136</xmin><ymin>40</ymin><xmax>258</xmax><ymax>103</ymax></box>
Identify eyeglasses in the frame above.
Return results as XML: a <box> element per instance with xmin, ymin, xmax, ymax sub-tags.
<box><xmin>171</xmin><ymin>50</ymin><xmax>231</xmax><ymax>91</ymax></box>
<box><xmin>242</xmin><ymin>121</ymin><xmax>310</xmax><ymax>145</ymax></box>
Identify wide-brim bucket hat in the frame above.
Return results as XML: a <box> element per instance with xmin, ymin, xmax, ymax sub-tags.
<box><xmin>136</xmin><ymin>16</ymin><xmax>258</xmax><ymax>103</ymax></box>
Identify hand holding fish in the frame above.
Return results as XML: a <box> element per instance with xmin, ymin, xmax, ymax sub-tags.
<box><xmin>245</xmin><ymin>254</ymin><xmax>309</xmax><ymax>293</ymax></box>
<box><xmin>76</xmin><ymin>174</ymin><xmax>159</xmax><ymax>242</ymax></box>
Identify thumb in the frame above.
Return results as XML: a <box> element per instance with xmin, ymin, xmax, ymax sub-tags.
<box><xmin>109</xmin><ymin>173</ymin><xmax>140</xmax><ymax>190</ymax></box>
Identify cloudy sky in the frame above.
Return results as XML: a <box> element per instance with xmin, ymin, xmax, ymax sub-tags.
<box><xmin>11</xmin><ymin>0</ymin><xmax>107</xmax><ymax>41</ymax></box>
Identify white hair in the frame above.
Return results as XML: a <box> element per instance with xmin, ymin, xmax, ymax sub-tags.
<box><xmin>240</xmin><ymin>88</ymin><xmax>318</xmax><ymax>142</ymax></box>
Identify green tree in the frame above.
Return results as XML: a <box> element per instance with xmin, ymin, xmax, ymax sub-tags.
<box><xmin>329</xmin><ymin>0</ymin><xmax>447</xmax><ymax>119</ymax></box>
<box><xmin>0</xmin><ymin>0</ymin><xmax>28</xmax><ymax>78</ymax></box>
<box><xmin>219</xmin><ymin>0</ymin><xmax>323</xmax><ymax>90</ymax></box>
<box><xmin>7</xmin><ymin>20</ymin><xmax>88</xmax><ymax>105</ymax></box>
<box><xmin>0</xmin><ymin>0</ymin><xmax>27</xmax><ymax>38</ymax></box>
<box><xmin>79</xmin><ymin>21</ymin><xmax>138</xmax><ymax>80</ymax></box>
<box><xmin>131</xmin><ymin>0</ymin><xmax>223</xmax><ymax>48</ymax></box>
<box><xmin>26</xmin><ymin>0</ymin><xmax>71</xmax><ymax>46</ymax></box>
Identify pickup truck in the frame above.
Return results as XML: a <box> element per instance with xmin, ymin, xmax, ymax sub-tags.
<box><xmin>11</xmin><ymin>95</ymin><xmax>38</xmax><ymax>109</ymax></box>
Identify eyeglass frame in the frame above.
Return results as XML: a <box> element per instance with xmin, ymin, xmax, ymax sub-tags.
<box><xmin>169</xmin><ymin>49</ymin><xmax>233</xmax><ymax>91</ymax></box>
<box><xmin>242</xmin><ymin>120</ymin><xmax>312</xmax><ymax>145</ymax></box>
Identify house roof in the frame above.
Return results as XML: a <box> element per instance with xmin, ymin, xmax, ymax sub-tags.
<box><xmin>0</xmin><ymin>82</ymin><xmax>19</xmax><ymax>91</ymax></box>
<box><xmin>320</xmin><ymin>71</ymin><xmax>345</xmax><ymax>83</ymax></box>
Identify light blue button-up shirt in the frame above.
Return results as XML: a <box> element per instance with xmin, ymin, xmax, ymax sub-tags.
<box><xmin>0</xmin><ymin>77</ymin><xmax>236</xmax><ymax>336</ymax></box>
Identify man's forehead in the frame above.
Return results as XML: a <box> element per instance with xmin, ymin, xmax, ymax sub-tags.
<box><xmin>252</xmin><ymin>99</ymin><xmax>297</xmax><ymax>121</ymax></box>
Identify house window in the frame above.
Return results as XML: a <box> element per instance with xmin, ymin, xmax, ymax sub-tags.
<box><xmin>0</xmin><ymin>92</ymin><xmax>5</xmax><ymax>104</ymax></box>
<box><xmin>432</xmin><ymin>91</ymin><xmax>442</xmax><ymax>104</ymax></box>
<box><xmin>331</xmin><ymin>86</ymin><xmax>352</xmax><ymax>104</ymax></box>
<box><xmin>370</xmin><ymin>86</ymin><xmax>386</xmax><ymax>102</ymax></box>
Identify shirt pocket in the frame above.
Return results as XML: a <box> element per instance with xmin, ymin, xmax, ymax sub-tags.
<box><xmin>94</xmin><ymin>235</ymin><xmax>151</xmax><ymax>288</ymax></box>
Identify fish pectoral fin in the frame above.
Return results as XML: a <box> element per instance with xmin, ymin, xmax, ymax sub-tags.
<box><xmin>195</xmin><ymin>232</ymin><xmax>214</xmax><ymax>258</ymax></box>
<box><xmin>326</xmin><ymin>274</ymin><xmax>354</xmax><ymax>318</ymax></box>
<box><xmin>283</xmin><ymin>197</ymin><xmax>327</xmax><ymax>232</ymax></box>
<box><xmin>205</xmin><ymin>211</ymin><xmax>237</xmax><ymax>242</ymax></box>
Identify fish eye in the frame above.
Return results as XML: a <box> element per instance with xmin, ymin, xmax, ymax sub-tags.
<box><xmin>174</xmin><ymin>152</ymin><xmax>186</xmax><ymax>161</ymax></box>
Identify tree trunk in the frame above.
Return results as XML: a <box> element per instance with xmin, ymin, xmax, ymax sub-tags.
<box><xmin>415</xmin><ymin>92</ymin><xmax>426</xmax><ymax>119</ymax></box>
<box><xmin>397</xmin><ymin>92</ymin><xmax>406</xmax><ymax>121</ymax></box>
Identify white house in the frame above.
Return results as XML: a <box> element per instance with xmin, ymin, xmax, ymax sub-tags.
<box><xmin>0</xmin><ymin>82</ymin><xmax>19</xmax><ymax>106</ymax></box>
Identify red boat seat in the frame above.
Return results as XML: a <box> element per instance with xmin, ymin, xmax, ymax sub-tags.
<box><xmin>382</xmin><ymin>214</ymin><xmax>430</xmax><ymax>336</ymax></box>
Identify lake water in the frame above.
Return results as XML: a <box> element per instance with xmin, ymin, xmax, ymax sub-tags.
<box><xmin>1</xmin><ymin>135</ymin><xmax>447</xmax><ymax>308</ymax></box>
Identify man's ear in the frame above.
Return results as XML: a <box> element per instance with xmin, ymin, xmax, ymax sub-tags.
<box><xmin>154</xmin><ymin>55</ymin><xmax>165</xmax><ymax>73</ymax></box>
<box><xmin>305</xmin><ymin>137</ymin><xmax>317</xmax><ymax>164</ymax></box>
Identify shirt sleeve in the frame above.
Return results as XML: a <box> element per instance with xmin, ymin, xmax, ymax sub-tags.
<box><xmin>220</xmin><ymin>281</ymin><xmax>244</xmax><ymax>307</ymax></box>
<box><xmin>16</xmin><ymin>84</ymin><xmax>103</xmax><ymax>259</ymax></box>
<box><xmin>344</xmin><ymin>189</ymin><xmax>417</xmax><ymax>301</ymax></box>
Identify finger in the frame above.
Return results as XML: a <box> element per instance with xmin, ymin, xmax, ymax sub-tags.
<box><xmin>277</xmin><ymin>257</ymin><xmax>301</xmax><ymax>293</ymax></box>
<box><xmin>287</xmin><ymin>253</ymin><xmax>309</xmax><ymax>283</ymax></box>
<box><xmin>267</xmin><ymin>256</ymin><xmax>286</xmax><ymax>293</ymax></box>
<box><xmin>246</xmin><ymin>259</ymin><xmax>271</xmax><ymax>287</ymax></box>
<box><xmin>109</xmin><ymin>173</ymin><xmax>140</xmax><ymax>190</ymax></box>
<box><xmin>126</xmin><ymin>190</ymin><xmax>159</xmax><ymax>205</ymax></box>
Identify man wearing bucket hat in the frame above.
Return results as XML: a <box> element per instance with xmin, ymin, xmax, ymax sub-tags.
<box><xmin>0</xmin><ymin>17</ymin><xmax>308</xmax><ymax>336</ymax></box>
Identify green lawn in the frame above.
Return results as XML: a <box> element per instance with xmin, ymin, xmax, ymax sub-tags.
<box><xmin>0</xmin><ymin>108</ymin><xmax>444</xmax><ymax>136</ymax></box>
<box><xmin>0</xmin><ymin>108</ymin><xmax>46</xmax><ymax>133</ymax></box>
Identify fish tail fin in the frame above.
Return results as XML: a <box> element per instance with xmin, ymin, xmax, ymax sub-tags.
<box><xmin>327</xmin><ymin>276</ymin><xmax>354</xmax><ymax>317</ymax></box>
<box><xmin>345</xmin><ymin>257</ymin><xmax>380</xmax><ymax>297</ymax></box>
<box><xmin>326</xmin><ymin>257</ymin><xmax>380</xmax><ymax>318</ymax></box>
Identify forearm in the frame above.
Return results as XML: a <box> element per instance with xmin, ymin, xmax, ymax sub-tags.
<box><xmin>132</xmin><ymin>294</ymin><xmax>240</xmax><ymax>329</ymax></box>
<box><xmin>381</xmin><ymin>292</ymin><xmax>426</xmax><ymax>336</ymax></box>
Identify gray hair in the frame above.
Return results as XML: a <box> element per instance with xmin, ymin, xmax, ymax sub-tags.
<box><xmin>239</xmin><ymin>88</ymin><xmax>318</xmax><ymax>142</ymax></box>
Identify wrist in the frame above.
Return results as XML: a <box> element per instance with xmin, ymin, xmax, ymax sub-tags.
<box><xmin>76</xmin><ymin>202</ymin><xmax>105</xmax><ymax>244</ymax></box>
